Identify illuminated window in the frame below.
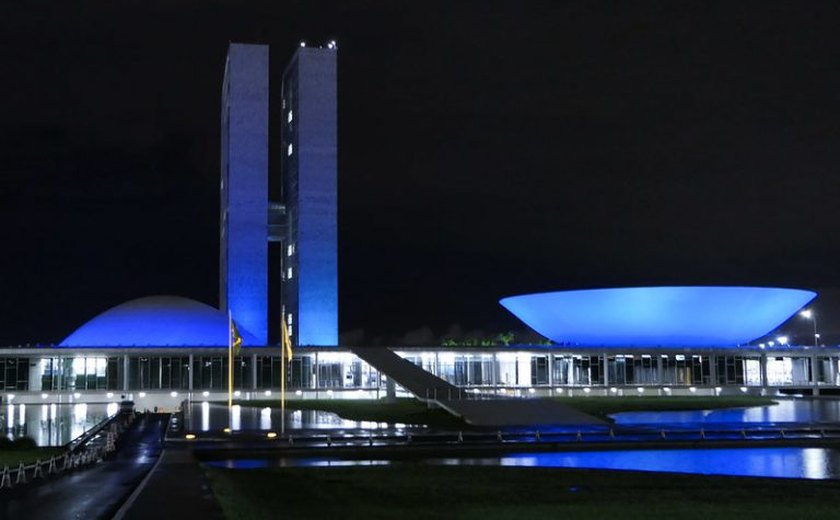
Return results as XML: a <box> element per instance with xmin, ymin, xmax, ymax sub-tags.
<box><xmin>287</xmin><ymin>143</ymin><xmax>293</xmax><ymax>156</ymax></box>
<box><xmin>287</xmin><ymin>110</ymin><xmax>293</xmax><ymax>123</ymax></box>
<box><xmin>287</xmin><ymin>243</ymin><xmax>295</xmax><ymax>256</ymax></box>
<box><xmin>287</xmin><ymin>313</ymin><xmax>293</xmax><ymax>326</ymax></box>
<box><xmin>287</xmin><ymin>267</ymin><xmax>293</xmax><ymax>280</ymax></box>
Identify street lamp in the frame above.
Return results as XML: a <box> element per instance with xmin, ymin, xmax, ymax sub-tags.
<box><xmin>800</xmin><ymin>309</ymin><xmax>819</xmax><ymax>347</ymax></box>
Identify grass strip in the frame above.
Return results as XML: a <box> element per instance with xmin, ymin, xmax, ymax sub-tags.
<box><xmin>0</xmin><ymin>448</ymin><xmax>65</xmax><ymax>468</ymax></box>
<box><xmin>206</xmin><ymin>463</ymin><xmax>840</xmax><ymax>520</ymax></box>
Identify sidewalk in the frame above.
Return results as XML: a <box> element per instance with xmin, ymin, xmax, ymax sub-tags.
<box><xmin>117</xmin><ymin>445</ymin><xmax>224</xmax><ymax>520</ymax></box>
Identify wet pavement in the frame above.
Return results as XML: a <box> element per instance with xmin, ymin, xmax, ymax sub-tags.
<box><xmin>118</xmin><ymin>445</ymin><xmax>224</xmax><ymax>520</ymax></box>
<box><xmin>0</xmin><ymin>413</ymin><xmax>168</xmax><ymax>520</ymax></box>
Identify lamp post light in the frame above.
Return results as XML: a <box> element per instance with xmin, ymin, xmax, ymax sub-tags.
<box><xmin>800</xmin><ymin>309</ymin><xmax>819</xmax><ymax>347</ymax></box>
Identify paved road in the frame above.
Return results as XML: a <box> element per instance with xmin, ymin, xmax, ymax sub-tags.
<box><xmin>0</xmin><ymin>413</ymin><xmax>167</xmax><ymax>520</ymax></box>
<box><xmin>118</xmin><ymin>446</ymin><xmax>224</xmax><ymax>520</ymax></box>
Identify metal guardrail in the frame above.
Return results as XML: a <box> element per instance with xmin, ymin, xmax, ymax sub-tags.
<box><xmin>192</xmin><ymin>425</ymin><xmax>840</xmax><ymax>449</ymax></box>
<box><xmin>65</xmin><ymin>412</ymin><xmax>121</xmax><ymax>454</ymax></box>
<box><xmin>422</xmin><ymin>388</ymin><xmax>499</xmax><ymax>401</ymax></box>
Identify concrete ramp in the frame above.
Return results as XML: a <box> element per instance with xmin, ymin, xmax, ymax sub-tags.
<box><xmin>350</xmin><ymin>346</ymin><xmax>460</xmax><ymax>399</ymax></box>
<box><xmin>349</xmin><ymin>346</ymin><xmax>604</xmax><ymax>426</ymax></box>
<box><xmin>439</xmin><ymin>398</ymin><xmax>606</xmax><ymax>426</ymax></box>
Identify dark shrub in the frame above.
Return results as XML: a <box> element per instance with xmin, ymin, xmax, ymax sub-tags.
<box><xmin>11</xmin><ymin>437</ymin><xmax>37</xmax><ymax>449</ymax></box>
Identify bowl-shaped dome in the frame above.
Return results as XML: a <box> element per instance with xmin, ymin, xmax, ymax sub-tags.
<box><xmin>59</xmin><ymin>295</ymin><xmax>258</xmax><ymax>347</ymax></box>
<box><xmin>500</xmin><ymin>286</ymin><xmax>816</xmax><ymax>347</ymax></box>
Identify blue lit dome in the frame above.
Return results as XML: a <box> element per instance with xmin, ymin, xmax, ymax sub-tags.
<box><xmin>59</xmin><ymin>295</ymin><xmax>258</xmax><ymax>347</ymax></box>
<box><xmin>500</xmin><ymin>286</ymin><xmax>816</xmax><ymax>348</ymax></box>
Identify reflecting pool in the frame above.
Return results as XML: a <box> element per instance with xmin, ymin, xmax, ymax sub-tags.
<box><xmin>612</xmin><ymin>398</ymin><xmax>840</xmax><ymax>426</ymax></box>
<box><xmin>460</xmin><ymin>447</ymin><xmax>840</xmax><ymax>479</ymax></box>
<box><xmin>1</xmin><ymin>402</ymin><xmax>116</xmax><ymax>446</ymax></box>
<box><xmin>185</xmin><ymin>402</ymin><xmax>415</xmax><ymax>434</ymax></box>
<box><xmin>207</xmin><ymin>447</ymin><xmax>840</xmax><ymax>479</ymax></box>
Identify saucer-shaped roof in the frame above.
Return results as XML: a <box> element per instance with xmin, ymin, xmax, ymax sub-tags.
<box><xmin>59</xmin><ymin>295</ymin><xmax>258</xmax><ymax>347</ymax></box>
<box><xmin>500</xmin><ymin>286</ymin><xmax>816</xmax><ymax>348</ymax></box>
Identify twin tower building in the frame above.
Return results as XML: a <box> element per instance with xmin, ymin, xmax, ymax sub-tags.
<box><xmin>221</xmin><ymin>43</ymin><xmax>338</xmax><ymax>347</ymax></box>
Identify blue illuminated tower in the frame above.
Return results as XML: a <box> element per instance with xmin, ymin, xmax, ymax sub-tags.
<box><xmin>281</xmin><ymin>46</ymin><xmax>338</xmax><ymax>346</ymax></box>
<box><xmin>220</xmin><ymin>43</ymin><xmax>269</xmax><ymax>345</ymax></box>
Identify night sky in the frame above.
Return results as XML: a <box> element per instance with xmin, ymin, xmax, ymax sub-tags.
<box><xmin>2</xmin><ymin>1</ymin><xmax>839</xmax><ymax>346</ymax></box>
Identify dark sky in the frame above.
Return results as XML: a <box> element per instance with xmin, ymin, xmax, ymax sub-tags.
<box><xmin>2</xmin><ymin>1</ymin><xmax>839</xmax><ymax>346</ymax></box>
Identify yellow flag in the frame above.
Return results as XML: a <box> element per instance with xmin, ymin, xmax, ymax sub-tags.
<box><xmin>231</xmin><ymin>319</ymin><xmax>243</xmax><ymax>356</ymax></box>
<box><xmin>281</xmin><ymin>315</ymin><xmax>293</xmax><ymax>359</ymax></box>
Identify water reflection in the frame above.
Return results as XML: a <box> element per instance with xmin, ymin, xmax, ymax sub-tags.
<box><xmin>487</xmin><ymin>447</ymin><xmax>840</xmax><ymax>479</ymax></box>
<box><xmin>206</xmin><ymin>458</ymin><xmax>392</xmax><ymax>469</ymax></box>
<box><xmin>1</xmin><ymin>403</ymin><xmax>113</xmax><ymax>446</ymax></box>
<box><xmin>207</xmin><ymin>448</ymin><xmax>840</xmax><ymax>479</ymax></box>
<box><xmin>260</xmin><ymin>407</ymin><xmax>271</xmax><ymax>430</ymax></box>
<box><xmin>612</xmin><ymin>398</ymin><xmax>840</xmax><ymax>426</ymax></box>
<box><xmin>186</xmin><ymin>402</ymin><xmax>414</xmax><ymax>433</ymax></box>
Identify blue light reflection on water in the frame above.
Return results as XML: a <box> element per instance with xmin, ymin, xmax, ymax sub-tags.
<box><xmin>612</xmin><ymin>399</ymin><xmax>840</xmax><ymax>426</ymax></box>
<box><xmin>207</xmin><ymin>448</ymin><xmax>840</xmax><ymax>479</ymax></box>
<box><xmin>491</xmin><ymin>448</ymin><xmax>839</xmax><ymax>479</ymax></box>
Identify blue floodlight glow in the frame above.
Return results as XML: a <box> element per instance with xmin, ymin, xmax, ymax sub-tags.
<box><xmin>59</xmin><ymin>295</ymin><xmax>258</xmax><ymax>347</ymax></box>
<box><xmin>500</xmin><ymin>287</ymin><xmax>816</xmax><ymax>348</ymax></box>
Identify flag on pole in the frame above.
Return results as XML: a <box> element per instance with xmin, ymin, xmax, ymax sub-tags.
<box><xmin>230</xmin><ymin>318</ymin><xmax>243</xmax><ymax>356</ymax></box>
<box><xmin>280</xmin><ymin>314</ymin><xmax>293</xmax><ymax>436</ymax></box>
<box><xmin>281</xmin><ymin>315</ymin><xmax>293</xmax><ymax>360</ymax></box>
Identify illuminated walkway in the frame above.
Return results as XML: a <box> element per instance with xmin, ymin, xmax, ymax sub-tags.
<box><xmin>350</xmin><ymin>347</ymin><xmax>605</xmax><ymax>426</ymax></box>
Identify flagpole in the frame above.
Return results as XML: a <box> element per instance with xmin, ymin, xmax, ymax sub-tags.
<box><xmin>281</xmin><ymin>319</ymin><xmax>286</xmax><ymax>436</ymax></box>
<box><xmin>228</xmin><ymin>311</ymin><xmax>233</xmax><ymax>433</ymax></box>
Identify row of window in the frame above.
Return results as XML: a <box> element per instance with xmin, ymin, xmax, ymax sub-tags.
<box><xmin>0</xmin><ymin>354</ymin><xmax>837</xmax><ymax>392</ymax></box>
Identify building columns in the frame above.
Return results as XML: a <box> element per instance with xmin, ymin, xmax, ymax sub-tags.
<box><xmin>123</xmin><ymin>354</ymin><xmax>130</xmax><ymax>394</ymax></box>
<box><xmin>251</xmin><ymin>353</ymin><xmax>258</xmax><ymax>390</ymax></box>
<box><xmin>708</xmin><ymin>354</ymin><xmax>717</xmax><ymax>386</ymax></box>
<box><xmin>188</xmin><ymin>354</ymin><xmax>194</xmax><ymax>392</ymax></box>
<box><xmin>760</xmin><ymin>351</ymin><xmax>768</xmax><ymax>391</ymax></box>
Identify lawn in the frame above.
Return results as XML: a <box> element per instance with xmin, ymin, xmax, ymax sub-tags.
<box><xmin>206</xmin><ymin>464</ymin><xmax>839</xmax><ymax>520</ymax></box>
<box><xmin>0</xmin><ymin>448</ymin><xmax>65</xmax><ymax>468</ymax></box>
<box><xmin>233</xmin><ymin>395</ymin><xmax>775</xmax><ymax>427</ymax></box>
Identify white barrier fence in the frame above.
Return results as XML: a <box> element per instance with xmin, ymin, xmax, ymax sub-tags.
<box><xmin>0</xmin><ymin>411</ymin><xmax>136</xmax><ymax>490</ymax></box>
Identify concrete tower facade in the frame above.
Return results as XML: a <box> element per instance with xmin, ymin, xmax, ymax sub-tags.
<box><xmin>281</xmin><ymin>47</ymin><xmax>338</xmax><ymax>346</ymax></box>
<box><xmin>220</xmin><ymin>43</ymin><xmax>269</xmax><ymax>345</ymax></box>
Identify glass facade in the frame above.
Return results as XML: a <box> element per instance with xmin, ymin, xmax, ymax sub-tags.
<box><xmin>38</xmin><ymin>357</ymin><xmax>121</xmax><ymax>391</ymax></box>
<box><xmin>0</xmin><ymin>349</ymin><xmax>838</xmax><ymax>395</ymax></box>
<box><xmin>1</xmin><ymin>358</ymin><xmax>31</xmax><ymax>390</ymax></box>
